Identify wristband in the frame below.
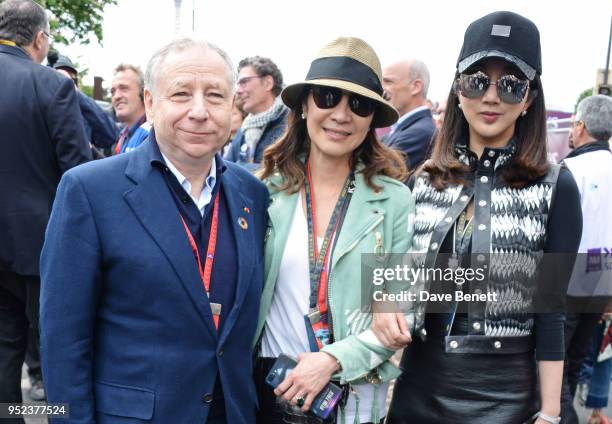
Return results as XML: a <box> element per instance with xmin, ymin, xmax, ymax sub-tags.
<box><xmin>536</xmin><ymin>412</ymin><xmax>561</xmax><ymax>424</ymax></box>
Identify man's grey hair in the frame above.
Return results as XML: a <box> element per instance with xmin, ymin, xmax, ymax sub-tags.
<box><xmin>408</xmin><ymin>60</ymin><xmax>430</xmax><ymax>98</ymax></box>
<box><xmin>0</xmin><ymin>0</ymin><xmax>48</xmax><ymax>46</ymax></box>
<box><xmin>115</xmin><ymin>63</ymin><xmax>145</xmax><ymax>96</ymax></box>
<box><xmin>576</xmin><ymin>94</ymin><xmax>612</xmax><ymax>141</ymax></box>
<box><xmin>238</xmin><ymin>56</ymin><xmax>283</xmax><ymax>97</ymax></box>
<box><xmin>145</xmin><ymin>38</ymin><xmax>235</xmax><ymax>96</ymax></box>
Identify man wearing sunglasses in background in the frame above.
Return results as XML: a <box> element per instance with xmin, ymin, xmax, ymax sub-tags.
<box><xmin>224</xmin><ymin>56</ymin><xmax>288</xmax><ymax>171</ymax></box>
<box><xmin>381</xmin><ymin>59</ymin><xmax>436</xmax><ymax>173</ymax></box>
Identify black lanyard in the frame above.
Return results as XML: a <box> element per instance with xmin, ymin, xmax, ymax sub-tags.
<box><xmin>304</xmin><ymin>161</ymin><xmax>355</xmax><ymax>312</ymax></box>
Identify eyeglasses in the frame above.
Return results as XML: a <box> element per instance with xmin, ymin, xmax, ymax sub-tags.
<box><xmin>311</xmin><ymin>85</ymin><xmax>377</xmax><ymax>117</ymax></box>
<box><xmin>42</xmin><ymin>30</ymin><xmax>53</xmax><ymax>41</ymax></box>
<box><xmin>236</xmin><ymin>75</ymin><xmax>263</xmax><ymax>88</ymax></box>
<box><xmin>455</xmin><ymin>71</ymin><xmax>529</xmax><ymax>104</ymax></box>
<box><xmin>571</xmin><ymin>120</ymin><xmax>583</xmax><ymax>129</ymax></box>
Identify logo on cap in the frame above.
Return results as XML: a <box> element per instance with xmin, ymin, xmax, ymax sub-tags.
<box><xmin>491</xmin><ymin>25</ymin><xmax>511</xmax><ymax>37</ymax></box>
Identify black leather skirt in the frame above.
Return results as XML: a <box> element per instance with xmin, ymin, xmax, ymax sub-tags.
<box><xmin>386</xmin><ymin>316</ymin><xmax>538</xmax><ymax>424</ymax></box>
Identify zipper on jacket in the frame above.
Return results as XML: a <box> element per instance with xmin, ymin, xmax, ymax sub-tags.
<box><xmin>334</xmin><ymin>215</ymin><xmax>385</xmax><ymax>262</ymax></box>
<box><xmin>327</xmin><ymin>214</ymin><xmax>384</xmax><ymax>350</ymax></box>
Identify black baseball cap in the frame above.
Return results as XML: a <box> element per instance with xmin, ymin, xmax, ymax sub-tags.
<box><xmin>53</xmin><ymin>55</ymin><xmax>78</xmax><ymax>75</ymax></box>
<box><xmin>457</xmin><ymin>11</ymin><xmax>541</xmax><ymax>80</ymax></box>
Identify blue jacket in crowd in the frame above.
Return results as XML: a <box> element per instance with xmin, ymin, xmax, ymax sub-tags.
<box><xmin>224</xmin><ymin>108</ymin><xmax>288</xmax><ymax>171</ymax></box>
<box><xmin>77</xmin><ymin>91</ymin><xmax>118</xmax><ymax>149</ymax></box>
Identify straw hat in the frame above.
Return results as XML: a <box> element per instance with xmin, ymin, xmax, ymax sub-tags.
<box><xmin>281</xmin><ymin>37</ymin><xmax>399</xmax><ymax>128</ymax></box>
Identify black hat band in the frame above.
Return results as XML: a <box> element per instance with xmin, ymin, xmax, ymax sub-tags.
<box><xmin>305</xmin><ymin>56</ymin><xmax>383</xmax><ymax>95</ymax></box>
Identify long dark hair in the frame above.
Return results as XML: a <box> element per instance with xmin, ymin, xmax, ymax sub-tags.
<box><xmin>259</xmin><ymin>91</ymin><xmax>407</xmax><ymax>193</ymax></box>
<box><xmin>422</xmin><ymin>72</ymin><xmax>549</xmax><ymax>190</ymax></box>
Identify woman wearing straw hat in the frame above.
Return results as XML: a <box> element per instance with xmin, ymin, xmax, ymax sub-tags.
<box><xmin>380</xmin><ymin>11</ymin><xmax>582</xmax><ymax>424</ymax></box>
<box><xmin>253</xmin><ymin>37</ymin><xmax>415</xmax><ymax>424</ymax></box>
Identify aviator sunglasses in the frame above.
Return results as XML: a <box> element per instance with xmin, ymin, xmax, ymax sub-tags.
<box><xmin>311</xmin><ymin>85</ymin><xmax>377</xmax><ymax>117</ymax></box>
<box><xmin>454</xmin><ymin>71</ymin><xmax>530</xmax><ymax>104</ymax></box>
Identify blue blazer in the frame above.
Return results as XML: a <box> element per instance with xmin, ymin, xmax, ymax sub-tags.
<box><xmin>0</xmin><ymin>44</ymin><xmax>91</xmax><ymax>276</ymax></box>
<box><xmin>40</xmin><ymin>140</ymin><xmax>269</xmax><ymax>423</ymax></box>
<box><xmin>383</xmin><ymin>108</ymin><xmax>436</xmax><ymax>172</ymax></box>
<box><xmin>77</xmin><ymin>91</ymin><xmax>118</xmax><ymax>149</ymax></box>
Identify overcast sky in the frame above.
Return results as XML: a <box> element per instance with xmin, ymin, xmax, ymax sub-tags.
<box><xmin>62</xmin><ymin>0</ymin><xmax>612</xmax><ymax>112</ymax></box>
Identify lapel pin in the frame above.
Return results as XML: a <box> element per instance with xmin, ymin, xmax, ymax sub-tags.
<box><xmin>238</xmin><ymin>217</ymin><xmax>248</xmax><ymax>230</ymax></box>
<box><xmin>243</xmin><ymin>206</ymin><xmax>251</xmax><ymax>214</ymax></box>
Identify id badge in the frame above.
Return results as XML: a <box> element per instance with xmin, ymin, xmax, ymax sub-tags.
<box><xmin>210</xmin><ymin>302</ymin><xmax>222</xmax><ymax>329</ymax></box>
<box><xmin>304</xmin><ymin>309</ymin><xmax>330</xmax><ymax>351</ymax></box>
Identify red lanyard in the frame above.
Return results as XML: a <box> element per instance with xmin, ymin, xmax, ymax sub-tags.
<box><xmin>179</xmin><ymin>194</ymin><xmax>221</xmax><ymax>328</ymax></box>
<box><xmin>114</xmin><ymin>116</ymin><xmax>145</xmax><ymax>154</ymax></box>
<box><xmin>308</xmin><ymin>179</ymin><xmax>335</xmax><ymax>315</ymax></box>
<box><xmin>114</xmin><ymin>127</ymin><xmax>129</xmax><ymax>155</ymax></box>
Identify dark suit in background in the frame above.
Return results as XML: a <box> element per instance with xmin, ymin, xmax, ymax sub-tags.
<box><xmin>0</xmin><ymin>43</ymin><xmax>91</xmax><ymax>404</ymax></box>
<box><xmin>383</xmin><ymin>107</ymin><xmax>436</xmax><ymax>172</ymax></box>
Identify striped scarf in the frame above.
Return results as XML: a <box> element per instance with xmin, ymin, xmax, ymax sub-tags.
<box><xmin>240</xmin><ymin>97</ymin><xmax>285</xmax><ymax>162</ymax></box>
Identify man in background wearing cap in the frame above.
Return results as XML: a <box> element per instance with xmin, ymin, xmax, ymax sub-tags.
<box><xmin>0</xmin><ymin>0</ymin><xmax>91</xmax><ymax>411</ymax></box>
<box><xmin>53</xmin><ymin>54</ymin><xmax>118</xmax><ymax>157</ymax></box>
<box><xmin>561</xmin><ymin>94</ymin><xmax>612</xmax><ymax>424</ymax></box>
<box><xmin>225</xmin><ymin>56</ymin><xmax>288</xmax><ymax>171</ymax></box>
<box><xmin>111</xmin><ymin>63</ymin><xmax>150</xmax><ymax>154</ymax></box>
<box><xmin>382</xmin><ymin>59</ymin><xmax>436</xmax><ymax>172</ymax></box>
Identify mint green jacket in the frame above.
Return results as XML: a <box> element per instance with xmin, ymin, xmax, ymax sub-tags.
<box><xmin>254</xmin><ymin>171</ymin><xmax>415</xmax><ymax>384</ymax></box>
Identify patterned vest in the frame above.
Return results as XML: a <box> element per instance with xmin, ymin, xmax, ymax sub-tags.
<box><xmin>409</xmin><ymin>140</ymin><xmax>560</xmax><ymax>354</ymax></box>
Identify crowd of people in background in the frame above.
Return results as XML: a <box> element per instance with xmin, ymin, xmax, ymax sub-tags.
<box><xmin>1</xmin><ymin>1</ymin><xmax>612</xmax><ymax>424</ymax></box>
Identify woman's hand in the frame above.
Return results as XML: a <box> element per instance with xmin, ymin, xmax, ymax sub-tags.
<box><xmin>371</xmin><ymin>309</ymin><xmax>412</xmax><ymax>350</ymax></box>
<box><xmin>273</xmin><ymin>351</ymin><xmax>340</xmax><ymax>412</ymax></box>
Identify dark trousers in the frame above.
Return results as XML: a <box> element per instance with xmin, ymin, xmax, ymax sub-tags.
<box><xmin>25</xmin><ymin>326</ymin><xmax>42</xmax><ymax>379</ymax></box>
<box><xmin>561</xmin><ymin>312</ymin><xmax>602</xmax><ymax>424</ymax></box>
<box><xmin>0</xmin><ymin>271</ymin><xmax>41</xmax><ymax>424</ymax></box>
<box><xmin>206</xmin><ymin>374</ymin><xmax>227</xmax><ymax>424</ymax></box>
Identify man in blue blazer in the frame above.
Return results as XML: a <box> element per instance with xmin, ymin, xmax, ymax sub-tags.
<box><xmin>40</xmin><ymin>39</ymin><xmax>269</xmax><ymax>423</ymax></box>
<box><xmin>382</xmin><ymin>59</ymin><xmax>436</xmax><ymax>172</ymax></box>
<box><xmin>0</xmin><ymin>0</ymin><xmax>91</xmax><ymax>409</ymax></box>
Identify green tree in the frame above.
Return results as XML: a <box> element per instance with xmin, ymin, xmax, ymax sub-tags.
<box><xmin>80</xmin><ymin>84</ymin><xmax>94</xmax><ymax>98</ymax></box>
<box><xmin>40</xmin><ymin>0</ymin><xmax>118</xmax><ymax>45</ymax></box>
<box><xmin>574</xmin><ymin>88</ymin><xmax>593</xmax><ymax>113</ymax></box>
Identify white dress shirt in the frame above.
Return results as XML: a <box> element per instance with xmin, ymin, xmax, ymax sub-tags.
<box><xmin>161</xmin><ymin>153</ymin><xmax>217</xmax><ymax>216</ymax></box>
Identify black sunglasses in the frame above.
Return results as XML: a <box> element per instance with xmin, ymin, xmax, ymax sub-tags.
<box><xmin>311</xmin><ymin>85</ymin><xmax>377</xmax><ymax>117</ymax></box>
<box><xmin>454</xmin><ymin>71</ymin><xmax>530</xmax><ymax>104</ymax></box>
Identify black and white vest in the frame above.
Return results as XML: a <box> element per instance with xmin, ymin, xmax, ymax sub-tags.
<box><xmin>410</xmin><ymin>141</ymin><xmax>560</xmax><ymax>354</ymax></box>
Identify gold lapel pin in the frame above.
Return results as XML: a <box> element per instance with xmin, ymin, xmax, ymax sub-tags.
<box><xmin>243</xmin><ymin>206</ymin><xmax>251</xmax><ymax>214</ymax></box>
<box><xmin>238</xmin><ymin>217</ymin><xmax>248</xmax><ymax>230</ymax></box>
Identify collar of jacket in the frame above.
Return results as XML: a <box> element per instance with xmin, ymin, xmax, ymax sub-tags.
<box><xmin>395</xmin><ymin>107</ymin><xmax>433</xmax><ymax>132</ymax></box>
<box><xmin>266</xmin><ymin>168</ymin><xmax>390</xmax><ymax>265</ymax></box>
<box><xmin>0</xmin><ymin>42</ymin><xmax>32</xmax><ymax>61</ymax></box>
<box><xmin>454</xmin><ymin>137</ymin><xmax>517</xmax><ymax>172</ymax></box>
<box><xmin>564</xmin><ymin>139</ymin><xmax>611</xmax><ymax>159</ymax></box>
